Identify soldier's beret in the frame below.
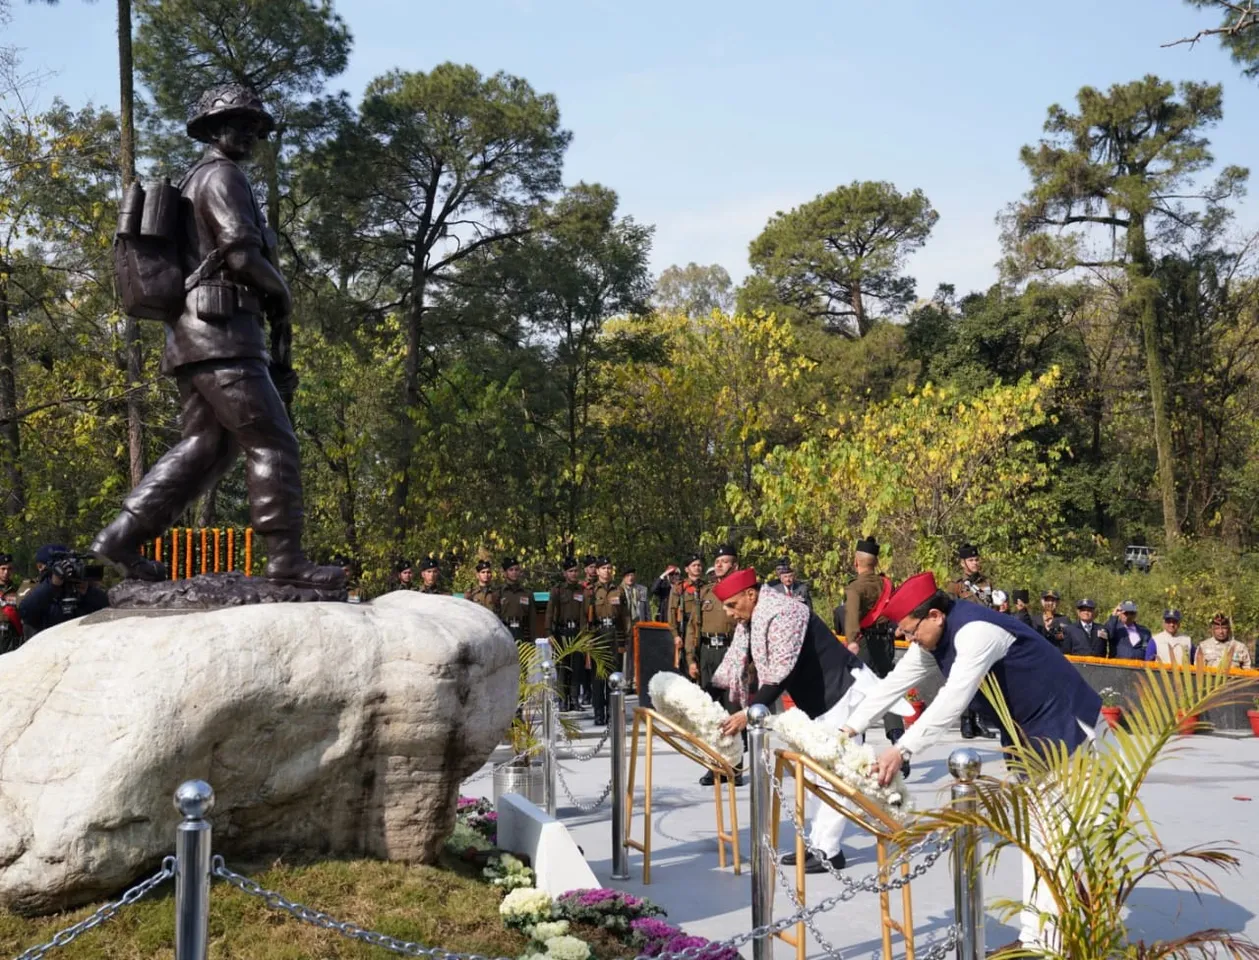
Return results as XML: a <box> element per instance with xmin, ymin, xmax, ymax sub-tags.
<box><xmin>562</xmin><ymin>556</ymin><xmax>579</xmax><ymax>571</ymax></box>
<box><xmin>1011</xmin><ymin>589</ymin><xmax>1029</xmax><ymax>604</ymax></box>
<box><xmin>714</xmin><ymin>543</ymin><xmax>737</xmax><ymax>560</ymax></box>
<box><xmin>595</xmin><ymin>556</ymin><xmax>612</xmax><ymax>567</ymax></box>
<box><xmin>581</xmin><ymin>554</ymin><xmax>597</xmax><ymax>566</ymax></box>
<box><xmin>621</xmin><ymin>565</ymin><xmax>636</xmax><ymax>575</ymax></box>
<box><xmin>0</xmin><ymin>552</ymin><xmax>11</xmax><ymax>565</ymax></box>
<box><xmin>475</xmin><ymin>560</ymin><xmax>492</xmax><ymax>572</ymax></box>
<box><xmin>686</xmin><ymin>552</ymin><xmax>704</xmax><ymax>565</ymax></box>
<box><xmin>958</xmin><ymin>543</ymin><xmax>979</xmax><ymax>560</ymax></box>
<box><xmin>502</xmin><ymin>556</ymin><xmax>520</xmax><ymax>570</ymax></box>
<box><xmin>855</xmin><ymin>536</ymin><xmax>879</xmax><ymax>556</ymax></box>
<box><xmin>419</xmin><ymin>556</ymin><xmax>440</xmax><ymax>571</ymax></box>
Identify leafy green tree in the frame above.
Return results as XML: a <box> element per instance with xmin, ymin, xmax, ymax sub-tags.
<box><xmin>1007</xmin><ymin>75</ymin><xmax>1247</xmax><ymax>546</ymax></box>
<box><xmin>653</xmin><ymin>262</ymin><xmax>734</xmax><ymax>317</ymax></box>
<box><xmin>742</xmin><ymin>180</ymin><xmax>937</xmax><ymax>337</ymax></box>
<box><xmin>301</xmin><ymin>63</ymin><xmax>571</xmax><ymax>538</ymax></box>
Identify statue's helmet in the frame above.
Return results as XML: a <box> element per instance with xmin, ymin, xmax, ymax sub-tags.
<box><xmin>186</xmin><ymin>83</ymin><xmax>275</xmax><ymax>143</ymax></box>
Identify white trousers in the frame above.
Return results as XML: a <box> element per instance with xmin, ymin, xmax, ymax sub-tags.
<box><xmin>805</xmin><ymin>687</ymin><xmax>865</xmax><ymax>857</ymax></box>
<box><xmin>1019</xmin><ymin>711</ymin><xmax>1107</xmax><ymax>948</ymax></box>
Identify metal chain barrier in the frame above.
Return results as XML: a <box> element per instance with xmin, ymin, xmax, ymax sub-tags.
<box><xmin>550</xmin><ymin>740</ymin><xmax>614</xmax><ymax>812</ymax></box>
<box><xmin>12</xmin><ymin>858</ymin><xmax>176</xmax><ymax>960</ymax></box>
<box><xmin>550</xmin><ymin>695</ymin><xmax>612</xmax><ymax>761</ymax></box>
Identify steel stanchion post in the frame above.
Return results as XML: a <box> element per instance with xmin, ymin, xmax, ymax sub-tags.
<box><xmin>542</xmin><ymin>659</ymin><xmax>557</xmax><ymax>817</ymax></box>
<box><xmin>747</xmin><ymin>703</ymin><xmax>772</xmax><ymax>960</ymax></box>
<box><xmin>949</xmin><ymin>747</ymin><xmax>985</xmax><ymax>960</ymax></box>
<box><xmin>173</xmin><ymin>780</ymin><xmax>215</xmax><ymax>960</ymax></box>
<box><xmin>609</xmin><ymin>671</ymin><xmax>630</xmax><ymax>880</ymax></box>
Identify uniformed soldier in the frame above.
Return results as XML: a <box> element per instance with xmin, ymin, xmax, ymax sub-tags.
<box><xmin>330</xmin><ymin>554</ymin><xmax>362</xmax><ymax>603</ymax></box>
<box><xmin>844</xmin><ymin>537</ymin><xmax>904</xmax><ymax>757</ymax></box>
<box><xmin>0</xmin><ymin>552</ymin><xmax>18</xmax><ymax>600</ymax></box>
<box><xmin>668</xmin><ymin>553</ymin><xmax>706</xmax><ymax>672</ymax></box>
<box><xmin>391</xmin><ymin>558</ymin><xmax>416</xmax><ymax>592</ymax></box>
<box><xmin>548</xmin><ymin>557</ymin><xmax>586</xmax><ymax>711</ymax></box>
<box><xmin>587</xmin><ymin>557</ymin><xmax>627</xmax><ymax>726</ymax></box>
<box><xmin>499</xmin><ymin>557</ymin><xmax>534</xmax><ymax>648</ymax></box>
<box><xmin>417</xmin><ymin>556</ymin><xmax>445</xmax><ymax>595</ymax></box>
<box><xmin>948</xmin><ymin>543</ymin><xmax>993</xmax><ymax>605</ymax></box>
<box><xmin>465</xmin><ymin>560</ymin><xmax>499</xmax><ymax>612</ymax></box>
<box><xmin>689</xmin><ymin>543</ymin><xmax>744</xmax><ymax>786</ymax></box>
<box><xmin>1036</xmin><ymin>590</ymin><xmax>1072</xmax><ymax>651</ymax></box>
<box><xmin>1195</xmin><ymin>613</ymin><xmax>1253</xmax><ymax>670</ymax></box>
<box><xmin>947</xmin><ymin>543</ymin><xmax>998</xmax><ymax>740</ymax></box>
<box><xmin>0</xmin><ymin>551</ymin><xmax>22</xmax><ymax>655</ymax></box>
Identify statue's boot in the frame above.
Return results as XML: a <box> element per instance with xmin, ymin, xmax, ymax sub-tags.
<box><xmin>91</xmin><ymin>508</ymin><xmax>169</xmax><ymax>581</ymax></box>
<box><xmin>264</xmin><ymin>531</ymin><xmax>346</xmax><ymax>589</ymax></box>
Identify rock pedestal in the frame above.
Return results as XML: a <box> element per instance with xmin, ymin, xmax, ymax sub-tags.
<box><xmin>0</xmin><ymin>592</ymin><xmax>517</xmax><ymax>915</ymax></box>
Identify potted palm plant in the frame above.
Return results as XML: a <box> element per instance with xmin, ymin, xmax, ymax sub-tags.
<box><xmin>897</xmin><ymin>666</ymin><xmax>1259</xmax><ymax>959</ymax></box>
<box><xmin>492</xmin><ymin>631</ymin><xmax>616</xmax><ymax>806</ymax></box>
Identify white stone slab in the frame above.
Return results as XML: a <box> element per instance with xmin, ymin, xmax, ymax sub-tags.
<box><xmin>497</xmin><ymin>792</ymin><xmax>599</xmax><ymax>895</ymax></box>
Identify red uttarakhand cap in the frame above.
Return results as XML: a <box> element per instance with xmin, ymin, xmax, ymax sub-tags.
<box><xmin>713</xmin><ymin>567</ymin><xmax>758</xmax><ymax>602</ymax></box>
<box><xmin>880</xmin><ymin>571</ymin><xmax>939</xmax><ymax>624</ymax></box>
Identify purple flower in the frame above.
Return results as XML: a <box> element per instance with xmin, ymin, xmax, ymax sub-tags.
<box><xmin>630</xmin><ymin>918</ymin><xmax>679</xmax><ymax>940</ymax></box>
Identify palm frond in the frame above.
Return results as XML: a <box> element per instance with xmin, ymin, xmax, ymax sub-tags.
<box><xmin>896</xmin><ymin>665</ymin><xmax>1259</xmax><ymax>958</ymax></box>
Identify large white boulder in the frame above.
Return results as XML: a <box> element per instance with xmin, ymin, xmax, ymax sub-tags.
<box><xmin>0</xmin><ymin>591</ymin><xmax>517</xmax><ymax>915</ymax></box>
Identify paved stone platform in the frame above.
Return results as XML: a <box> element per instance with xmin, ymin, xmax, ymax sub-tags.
<box><xmin>465</xmin><ymin>703</ymin><xmax>1259</xmax><ymax>958</ymax></box>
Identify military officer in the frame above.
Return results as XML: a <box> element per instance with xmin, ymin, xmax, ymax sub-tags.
<box><xmin>947</xmin><ymin>543</ymin><xmax>998</xmax><ymax>740</ymax></box>
<box><xmin>1036</xmin><ymin>590</ymin><xmax>1072</xmax><ymax>651</ymax></box>
<box><xmin>587</xmin><ymin>557</ymin><xmax>628</xmax><ymax>725</ymax></box>
<box><xmin>330</xmin><ymin>554</ymin><xmax>362</xmax><ymax>603</ymax></box>
<box><xmin>418</xmin><ymin>556</ymin><xmax>445</xmax><ymax>595</ymax></box>
<box><xmin>690</xmin><ymin>543</ymin><xmax>744</xmax><ymax>785</ymax></box>
<box><xmin>548</xmin><ymin>557</ymin><xmax>586</xmax><ymax>711</ymax></box>
<box><xmin>668</xmin><ymin>553</ymin><xmax>706</xmax><ymax>672</ymax></box>
<box><xmin>499</xmin><ymin>557</ymin><xmax>534</xmax><ymax>648</ymax></box>
<box><xmin>0</xmin><ymin>552</ymin><xmax>19</xmax><ymax>601</ymax></box>
<box><xmin>844</xmin><ymin>537</ymin><xmax>904</xmax><ymax>756</ymax></box>
<box><xmin>466</xmin><ymin>560</ymin><xmax>499</xmax><ymax>612</ymax></box>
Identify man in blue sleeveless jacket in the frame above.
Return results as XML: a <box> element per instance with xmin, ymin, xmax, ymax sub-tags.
<box><xmin>843</xmin><ymin>571</ymin><xmax>1103</xmax><ymax>951</ymax></box>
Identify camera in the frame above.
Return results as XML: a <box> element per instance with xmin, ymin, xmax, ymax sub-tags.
<box><xmin>45</xmin><ymin>551</ymin><xmax>105</xmax><ymax>618</ymax></box>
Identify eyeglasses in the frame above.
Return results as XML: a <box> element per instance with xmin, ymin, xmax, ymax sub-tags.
<box><xmin>897</xmin><ymin>618</ymin><xmax>924</xmax><ymax>641</ymax></box>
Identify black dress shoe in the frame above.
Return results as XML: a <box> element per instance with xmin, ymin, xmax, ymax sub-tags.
<box><xmin>699</xmin><ymin>771</ymin><xmax>716</xmax><ymax>787</ymax></box>
<box><xmin>804</xmin><ymin>850</ymin><xmax>845</xmax><ymax>874</ymax></box>
<box><xmin>730</xmin><ymin>772</ymin><xmax>746</xmax><ymax>787</ymax></box>
<box><xmin>975</xmin><ymin>719</ymin><xmax>1000</xmax><ymax>739</ymax></box>
<box><xmin>960</xmin><ymin>715</ymin><xmax>978</xmax><ymax>739</ymax></box>
<box><xmin>593</xmin><ymin>714</ymin><xmax>607</xmax><ymax>726</ymax></box>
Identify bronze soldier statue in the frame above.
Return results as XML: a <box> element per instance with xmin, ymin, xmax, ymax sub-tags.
<box><xmin>93</xmin><ymin>84</ymin><xmax>343</xmax><ymax>589</ymax></box>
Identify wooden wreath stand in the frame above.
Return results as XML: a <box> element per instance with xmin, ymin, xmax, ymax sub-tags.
<box><xmin>770</xmin><ymin>749</ymin><xmax>915</xmax><ymax>960</ymax></box>
<box><xmin>624</xmin><ymin>706</ymin><xmax>742</xmax><ymax>883</ymax></box>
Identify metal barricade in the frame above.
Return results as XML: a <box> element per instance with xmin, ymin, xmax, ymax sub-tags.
<box><xmin>949</xmin><ymin>747</ymin><xmax>984</xmax><ymax>960</ymax></box>
<box><xmin>609</xmin><ymin>671</ymin><xmax>630</xmax><ymax>881</ymax></box>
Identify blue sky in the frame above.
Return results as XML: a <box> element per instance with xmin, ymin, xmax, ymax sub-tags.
<box><xmin>4</xmin><ymin>0</ymin><xmax>1258</xmax><ymax>300</ymax></box>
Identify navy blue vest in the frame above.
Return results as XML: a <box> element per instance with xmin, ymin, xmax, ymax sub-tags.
<box><xmin>932</xmin><ymin>603</ymin><xmax>1102</xmax><ymax>756</ymax></box>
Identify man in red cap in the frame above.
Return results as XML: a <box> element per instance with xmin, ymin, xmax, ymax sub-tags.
<box><xmin>841</xmin><ymin>570</ymin><xmax>1103</xmax><ymax>951</ymax></box>
<box><xmin>710</xmin><ymin>567</ymin><xmax>910</xmax><ymax>874</ymax></box>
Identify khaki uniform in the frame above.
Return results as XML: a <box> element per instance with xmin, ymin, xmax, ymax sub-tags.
<box><xmin>846</xmin><ymin>570</ymin><xmax>900</xmax><ymax>737</ymax></box>
<box><xmin>548</xmin><ymin>581</ymin><xmax>586</xmax><ymax>708</ymax></box>
<box><xmin>1196</xmin><ymin>637</ymin><xmax>1253</xmax><ymax>670</ymax></box>
<box><xmin>465</xmin><ymin>584</ymin><xmax>500</xmax><ymax>614</ymax></box>
<box><xmin>949</xmin><ymin>573</ymin><xmax>993</xmax><ymax>605</ymax></box>
<box><xmin>668</xmin><ymin>578</ymin><xmax>705</xmax><ymax>669</ymax></box>
<box><xmin>500</xmin><ymin>582</ymin><xmax>535</xmax><ymax>645</ymax></box>
<box><xmin>588</xmin><ymin>580</ymin><xmax>628</xmax><ymax>723</ymax></box>
<box><xmin>418</xmin><ymin>582</ymin><xmax>446</xmax><ymax>596</ymax></box>
<box><xmin>688</xmin><ymin>580</ymin><xmax>737</xmax><ymax>709</ymax></box>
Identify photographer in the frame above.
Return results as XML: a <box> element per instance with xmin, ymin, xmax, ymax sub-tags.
<box><xmin>17</xmin><ymin>551</ymin><xmax>108</xmax><ymax>637</ymax></box>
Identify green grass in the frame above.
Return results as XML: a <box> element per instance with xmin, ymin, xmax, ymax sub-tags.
<box><xmin>0</xmin><ymin>857</ymin><xmax>537</xmax><ymax>960</ymax></box>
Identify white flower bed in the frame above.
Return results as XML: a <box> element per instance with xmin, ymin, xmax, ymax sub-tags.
<box><xmin>770</xmin><ymin>708</ymin><xmax>911</xmax><ymax>817</ymax></box>
<box><xmin>647</xmin><ymin>672</ymin><xmax>744</xmax><ymax>767</ymax></box>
